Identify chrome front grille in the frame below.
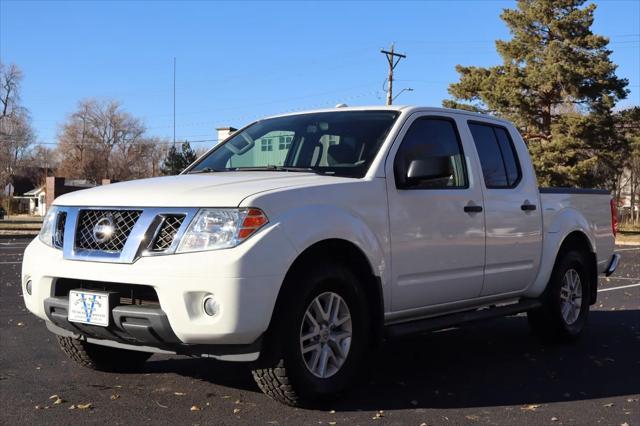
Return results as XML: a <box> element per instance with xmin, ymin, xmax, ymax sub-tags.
<box><xmin>54</xmin><ymin>206</ymin><xmax>197</xmax><ymax>263</ymax></box>
<box><xmin>75</xmin><ymin>209</ymin><xmax>142</xmax><ymax>252</ymax></box>
<box><xmin>150</xmin><ymin>215</ymin><xmax>185</xmax><ymax>252</ymax></box>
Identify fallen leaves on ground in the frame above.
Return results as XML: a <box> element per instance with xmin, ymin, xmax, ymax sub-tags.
<box><xmin>47</xmin><ymin>395</ymin><xmax>65</xmax><ymax>406</ymax></box>
<box><xmin>68</xmin><ymin>403</ymin><xmax>92</xmax><ymax>410</ymax></box>
<box><xmin>520</xmin><ymin>404</ymin><xmax>541</xmax><ymax>411</ymax></box>
<box><xmin>233</xmin><ymin>408</ymin><xmax>241</xmax><ymax>414</ymax></box>
<box><xmin>603</xmin><ymin>402</ymin><xmax>615</xmax><ymax>407</ymax></box>
<box><xmin>173</xmin><ymin>392</ymin><xmax>186</xmax><ymax>396</ymax></box>
<box><xmin>190</xmin><ymin>405</ymin><xmax>201</xmax><ymax>411</ymax></box>
<box><xmin>110</xmin><ymin>394</ymin><xmax>120</xmax><ymax>401</ymax></box>
<box><xmin>153</xmin><ymin>400</ymin><xmax>168</xmax><ymax>409</ymax></box>
<box><xmin>372</xmin><ymin>410</ymin><xmax>385</xmax><ymax>420</ymax></box>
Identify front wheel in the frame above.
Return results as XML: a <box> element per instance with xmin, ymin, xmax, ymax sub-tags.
<box><xmin>252</xmin><ymin>262</ymin><xmax>370</xmax><ymax>406</ymax></box>
<box><xmin>57</xmin><ymin>336</ymin><xmax>152</xmax><ymax>372</ymax></box>
<box><xmin>527</xmin><ymin>249</ymin><xmax>591</xmax><ymax>341</ymax></box>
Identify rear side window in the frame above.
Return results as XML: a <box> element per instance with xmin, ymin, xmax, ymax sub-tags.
<box><xmin>468</xmin><ymin>122</ymin><xmax>521</xmax><ymax>188</ymax></box>
<box><xmin>394</xmin><ymin>117</ymin><xmax>467</xmax><ymax>189</ymax></box>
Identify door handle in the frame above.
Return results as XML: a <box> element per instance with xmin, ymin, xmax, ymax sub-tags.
<box><xmin>464</xmin><ymin>205</ymin><xmax>483</xmax><ymax>213</ymax></box>
<box><xmin>521</xmin><ymin>203</ymin><xmax>537</xmax><ymax>211</ymax></box>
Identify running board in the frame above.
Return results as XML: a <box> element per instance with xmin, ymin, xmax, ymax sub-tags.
<box><xmin>385</xmin><ymin>299</ymin><xmax>542</xmax><ymax>339</ymax></box>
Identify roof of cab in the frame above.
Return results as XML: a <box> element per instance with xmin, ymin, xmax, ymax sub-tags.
<box><xmin>264</xmin><ymin>105</ymin><xmax>511</xmax><ymax>124</ymax></box>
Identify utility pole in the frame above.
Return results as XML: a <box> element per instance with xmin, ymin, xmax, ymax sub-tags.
<box><xmin>173</xmin><ymin>57</ymin><xmax>176</xmax><ymax>148</ymax></box>
<box><xmin>380</xmin><ymin>43</ymin><xmax>406</xmax><ymax>106</ymax></box>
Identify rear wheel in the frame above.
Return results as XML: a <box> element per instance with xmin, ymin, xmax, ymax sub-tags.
<box><xmin>57</xmin><ymin>336</ymin><xmax>152</xmax><ymax>372</ymax></box>
<box><xmin>252</xmin><ymin>262</ymin><xmax>370</xmax><ymax>406</ymax></box>
<box><xmin>528</xmin><ymin>249</ymin><xmax>591</xmax><ymax>341</ymax></box>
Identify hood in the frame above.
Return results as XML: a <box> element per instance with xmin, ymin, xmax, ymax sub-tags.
<box><xmin>54</xmin><ymin>172</ymin><xmax>349</xmax><ymax>207</ymax></box>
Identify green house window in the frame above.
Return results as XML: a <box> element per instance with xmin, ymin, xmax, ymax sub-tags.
<box><xmin>279</xmin><ymin>136</ymin><xmax>292</xmax><ymax>150</ymax></box>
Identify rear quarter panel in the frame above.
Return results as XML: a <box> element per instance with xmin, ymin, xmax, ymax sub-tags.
<box><xmin>526</xmin><ymin>191</ymin><xmax>615</xmax><ymax>298</ymax></box>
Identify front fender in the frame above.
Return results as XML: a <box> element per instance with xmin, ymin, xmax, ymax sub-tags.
<box><xmin>277</xmin><ymin>204</ymin><xmax>390</xmax><ymax>310</ymax></box>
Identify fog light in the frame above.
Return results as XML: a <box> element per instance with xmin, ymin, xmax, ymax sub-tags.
<box><xmin>25</xmin><ymin>280</ymin><xmax>32</xmax><ymax>296</ymax></box>
<box><xmin>203</xmin><ymin>296</ymin><xmax>219</xmax><ymax>317</ymax></box>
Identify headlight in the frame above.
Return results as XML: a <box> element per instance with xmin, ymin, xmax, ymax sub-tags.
<box><xmin>39</xmin><ymin>206</ymin><xmax>59</xmax><ymax>248</ymax></box>
<box><xmin>176</xmin><ymin>208</ymin><xmax>268</xmax><ymax>253</ymax></box>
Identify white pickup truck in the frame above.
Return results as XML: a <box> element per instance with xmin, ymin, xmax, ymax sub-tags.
<box><xmin>22</xmin><ymin>106</ymin><xmax>619</xmax><ymax>406</ymax></box>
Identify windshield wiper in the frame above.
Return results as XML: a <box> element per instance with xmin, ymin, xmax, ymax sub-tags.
<box><xmin>231</xmin><ymin>166</ymin><xmax>329</xmax><ymax>175</ymax></box>
<box><xmin>187</xmin><ymin>167</ymin><xmax>221</xmax><ymax>174</ymax></box>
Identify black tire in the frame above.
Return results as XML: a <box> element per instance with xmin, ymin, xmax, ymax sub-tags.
<box><xmin>57</xmin><ymin>336</ymin><xmax>152</xmax><ymax>372</ymax></box>
<box><xmin>527</xmin><ymin>249</ymin><xmax>591</xmax><ymax>342</ymax></box>
<box><xmin>252</xmin><ymin>261</ymin><xmax>370</xmax><ymax>406</ymax></box>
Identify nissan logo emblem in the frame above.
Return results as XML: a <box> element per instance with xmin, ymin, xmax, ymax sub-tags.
<box><xmin>92</xmin><ymin>215</ymin><xmax>115</xmax><ymax>244</ymax></box>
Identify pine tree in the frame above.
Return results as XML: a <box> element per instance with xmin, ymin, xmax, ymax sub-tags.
<box><xmin>161</xmin><ymin>141</ymin><xmax>198</xmax><ymax>175</ymax></box>
<box><xmin>444</xmin><ymin>0</ymin><xmax>628</xmax><ymax>188</ymax></box>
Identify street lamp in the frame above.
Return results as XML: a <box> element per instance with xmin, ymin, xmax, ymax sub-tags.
<box><xmin>392</xmin><ymin>88</ymin><xmax>414</xmax><ymax>102</ymax></box>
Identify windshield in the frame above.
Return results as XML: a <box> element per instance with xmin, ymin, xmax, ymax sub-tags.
<box><xmin>187</xmin><ymin>111</ymin><xmax>399</xmax><ymax>178</ymax></box>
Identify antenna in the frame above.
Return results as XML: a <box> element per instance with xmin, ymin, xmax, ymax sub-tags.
<box><xmin>173</xmin><ymin>57</ymin><xmax>176</xmax><ymax>147</ymax></box>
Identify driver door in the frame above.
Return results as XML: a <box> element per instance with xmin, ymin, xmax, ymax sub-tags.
<box><xmin>386</xmin><ymin>114</ymin><xmax>486</xmax><ymax>312</ymax></box>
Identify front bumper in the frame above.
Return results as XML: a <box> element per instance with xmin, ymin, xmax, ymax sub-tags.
<box><xmin>22</xmin><ymin>223</ymin><xmax>297</xmax><ymax>356</ymax></box>
<box><xmin>44</xmin><ymin>300</ymin><xmax>263</xmax><ymax>361</ymax></box>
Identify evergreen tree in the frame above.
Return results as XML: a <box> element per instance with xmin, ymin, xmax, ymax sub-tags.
<box><xmin>161</xmin><ymin>141</ymin><xmax>198</xmax><ymax>175</ymax></box>
<box><xmin>444</xmin><ymin>0</ymin><xmax>628</xmax><ymax>188</ymax></box>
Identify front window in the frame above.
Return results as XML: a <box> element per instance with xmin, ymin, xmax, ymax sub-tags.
<box><xmin>187</xmin><ymin>111</ymin><xmax>399</xmax><ymax>178</ymax></box>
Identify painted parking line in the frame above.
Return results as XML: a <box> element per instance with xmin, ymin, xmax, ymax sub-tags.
<box><xmin>598</xmin><ymin>283</ymin><xmax>640</xmax><ymax>293</ymax></box>
<box><xmin>615</xmin><ymin>247</ymin><xmax>640</xmax><ymax>252</ymax></box>
<box><xmin>600</xmin><ymin>276</ymin><xmax>640</xmax><ymax>281</ymax></box>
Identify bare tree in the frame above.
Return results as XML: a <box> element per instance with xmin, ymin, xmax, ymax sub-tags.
<box><xmin>57</xmin><ymin>99</ymin><xmax>164</xmax><ymax>182</ymax></box>
<box><xmin>0</xmin><ymin>62</ymin><xmax>35</xmax><ymax>194</ymax></box>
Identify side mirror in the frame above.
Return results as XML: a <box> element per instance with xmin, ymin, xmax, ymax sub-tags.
<box><xmin>406</xmin><ymin>157</ymin><xmax>452</xmax><ymax>183</ymax></box>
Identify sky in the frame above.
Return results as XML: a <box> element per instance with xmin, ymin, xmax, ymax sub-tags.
<box><xmin>1</xmin><ymin>0</ymin><xmax>639</xmax><ymax>150</ymax></box>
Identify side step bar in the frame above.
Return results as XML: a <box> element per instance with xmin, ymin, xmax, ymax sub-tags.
<box><xmin>385</xmin><ymin>299</ymin><xmax>542</xmax><ymax>339</ymax></box>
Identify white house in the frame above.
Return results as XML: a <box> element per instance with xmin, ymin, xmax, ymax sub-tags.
<box><xmin>13</xmin><ymin>186</ymin><xmax>46</xmax><ymax>216</ymax></box>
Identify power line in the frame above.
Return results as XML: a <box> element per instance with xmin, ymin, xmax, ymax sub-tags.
<box><xmin>1</xmin><ymin>139</ymin><xmax>219</xmax><ymax>146</ymax></box>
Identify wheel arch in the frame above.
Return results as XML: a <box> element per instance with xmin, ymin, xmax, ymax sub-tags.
<box><xmin>555</xmin><ymin>231</ymin><xmax>598</xmax><ymax>305</ymax></box>
<box><xmin>527</xmin><ymin>225</ymin><xmax>598</xmax><ymax>303</ymax></box>
<box><xmin>262</xmin><ymin>238</ymin><xmax>385</xmax><ymax>359</ymax></box>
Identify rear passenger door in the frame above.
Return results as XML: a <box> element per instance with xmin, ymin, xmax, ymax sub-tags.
<box><xmin>467</xmin><ymin>121</ymin><xmax>543</xmax><ymax>296</ymax></box>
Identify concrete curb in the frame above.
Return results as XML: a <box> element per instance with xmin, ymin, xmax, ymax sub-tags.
<box><xmin>615</xmin><ymin>240</ymin><xmax>640</xmax><ymax>246</ymax></box>
<box><xmin>0</xmin><ymin>231</ymin><xmax>39</xmax><ymax>237</ymax></box>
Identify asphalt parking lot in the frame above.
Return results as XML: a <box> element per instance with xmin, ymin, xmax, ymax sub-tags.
<box><xmin>1</xmin><ymin>236</ymin><xmax>638</xmax><ymax>425</ymax></box>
